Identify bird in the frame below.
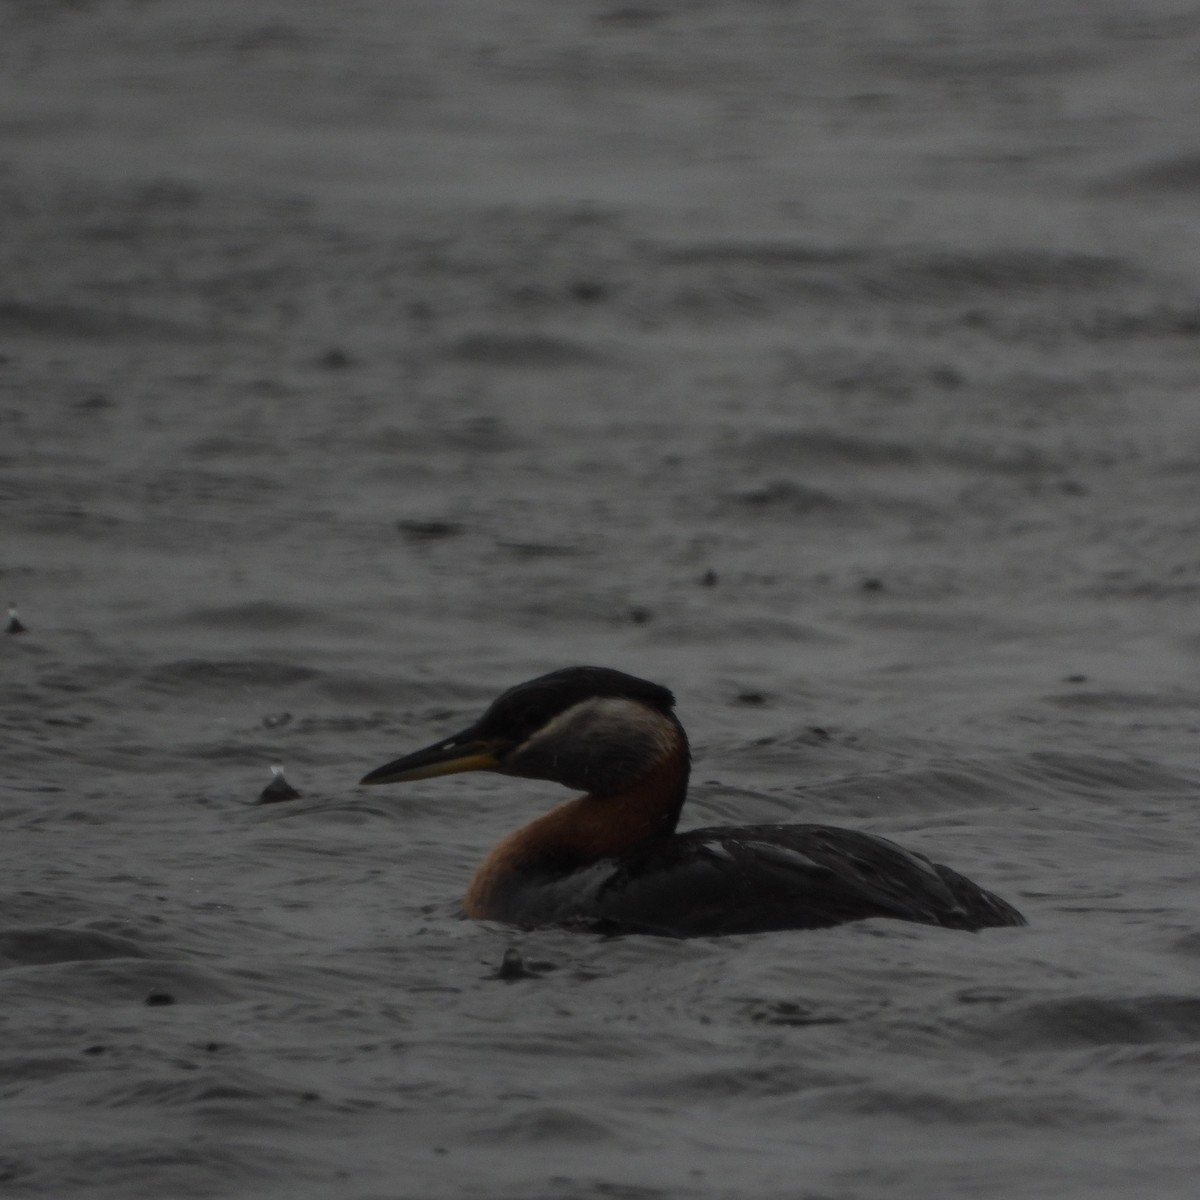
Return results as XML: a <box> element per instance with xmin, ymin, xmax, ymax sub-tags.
<box><xmin>359</xmin><ymin>666</ymin><xmax>1026</xmax><ymax>937</ymax></box>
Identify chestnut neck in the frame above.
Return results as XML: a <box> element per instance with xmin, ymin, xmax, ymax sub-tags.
<box><xmin>463</xmin><ymin>743</ymin><xmax>690</xmax><ymax>920</ymax></box>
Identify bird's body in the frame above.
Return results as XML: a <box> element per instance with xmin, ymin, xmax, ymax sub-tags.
<box><xmin>360</xmin><ymin>667</ymin><xmax>1025</xmax><ymax>937</ymax></box>
<box><xmin>464</xmin><ymin>823</ymin><xmax>1023</xmax><ymax>936</ymax></box>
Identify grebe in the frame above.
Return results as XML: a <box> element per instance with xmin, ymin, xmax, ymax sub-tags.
<box><xmin>360</xmin><ymin>667</ymin><xmax>1025</xmax><ymax>936</ymax></box>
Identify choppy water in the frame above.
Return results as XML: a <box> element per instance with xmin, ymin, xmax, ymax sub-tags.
<box><xmin>4</xmin><ymin>2</ymin><xmax>1200</xmax><ymax>1197</ymax></box>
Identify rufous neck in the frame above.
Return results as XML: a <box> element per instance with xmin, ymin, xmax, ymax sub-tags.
<box><xmin>464</xmin><ymin>746</ymin><xmax>689</xmax><ymax>919</ymax></box>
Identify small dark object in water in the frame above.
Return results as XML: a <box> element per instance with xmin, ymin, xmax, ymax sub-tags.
<box><xmin>569</xmin><ymin>279</ymin><xmax>607</xmax><ymax>303</ymax></box>
<box><xmin>699</xmin><ymin>569</ymin><xmax>719</xmax><ymax>587</ymax></box>
<box><xmin>495</xmin><ymin>947</ymin><xmax>533</xmax><ymax>980</ymax></box>
<box><xmin>750</xmin><ymin>998</ymin><xmax>849</xmax><ymax>1027</ymax></box>
<box><xmin>493</xmin><ymin>947</ymin><xmax>554</xmax><ymax>980</ymax></box>
<box><xmin>397</xmin><ymin>518</ymin><xmax>465</xmax><ymax>542</ymax></box>
<box><xmin>736</xmin><ymin>690</ymin><xmax>766</xmax><ymax>705</ymax></box>
<box><xmin>145</xmin><ymin>989</ymin><xmax>176</xmax><ymax>1007</ymax></box>
<box><xmin>257</xmin><ymin>764</ymin><xmax>301</xmax><ymax>804</ymax></box>
<box><xmin>860</xmin><ymin>577</ymin><xmax>885</xmax><ymax>592</ymax></box>
<box><xmin>317</xmin><ymin>347</ymin><xmax>351</xmax><ymax>369</ymax></box>
<box><xmin>628</xmin><ymin>606</ymin><xmax>652</xmax><ymax>624</ymax></box>
<box><xmin>6</xmin><ymin>604</ymin><xmax>28</xmax><ymax>634</ymax></box>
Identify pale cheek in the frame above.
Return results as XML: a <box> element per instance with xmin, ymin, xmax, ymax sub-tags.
<box><xmin>501</xmin><ymin>697</ymin><xmax>681</xmax><ymax>790</ymax></box>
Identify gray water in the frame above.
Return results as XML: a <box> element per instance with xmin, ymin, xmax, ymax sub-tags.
<box><xmin>4</xmin><ymin>2</ymin><xmax>1200</xmax><ymax>1197</ymax></box>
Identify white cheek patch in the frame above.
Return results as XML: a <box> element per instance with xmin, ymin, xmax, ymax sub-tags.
<box><xmin>517</xmin><ymin>697</ymin><xmax>678</xmax><ymax>763</ymax></box>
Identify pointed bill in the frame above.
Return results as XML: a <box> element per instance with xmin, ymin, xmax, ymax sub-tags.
<box><xmin>359</xmin><ymin>733</ymin><xmax>505</xmax><ymax>786</ymax></box>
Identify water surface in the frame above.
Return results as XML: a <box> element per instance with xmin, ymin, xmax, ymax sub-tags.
<box><xmin>3</xmin><ymin>3</ymin><xmax>1200</xmax><ymax>1197</ymax></box>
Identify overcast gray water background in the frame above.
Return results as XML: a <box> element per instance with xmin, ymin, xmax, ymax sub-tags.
<box><xmin>4</xmin><ymin>2</ymin><xmax>1200</xmax><ymax>1197</ymax></box>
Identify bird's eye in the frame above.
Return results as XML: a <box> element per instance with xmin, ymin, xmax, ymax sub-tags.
<box><xmin>518</xmin><ymin>706</ymin><xmax>551</xmax><ymax>733</ymax></box>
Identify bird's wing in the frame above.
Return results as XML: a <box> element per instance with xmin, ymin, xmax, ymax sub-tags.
<box><xmin>586</xmin><ymin>824</ymin><xmax>1021</xmax><ymax>935</ymax></box>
